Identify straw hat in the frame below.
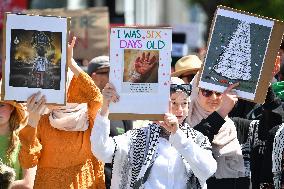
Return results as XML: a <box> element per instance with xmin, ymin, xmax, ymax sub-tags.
<box><xmin>171</xmin><ymin>55</ymin><xmax>202</xmax><ymax>77</ymax></box>
<box><xmin>0</xmin><ymin>81</ymin><xmax>28</xmax><ymax>128</ymax></box>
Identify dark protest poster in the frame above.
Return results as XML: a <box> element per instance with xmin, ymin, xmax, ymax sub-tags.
<box><xmin>2</xmin><ymin>13</ymin><xmax>69</xmax><ymax>105</ymax></box>
<box><xmin>199</xmin><ymin>6</ymin><xmax>284</xmax><ymax>103</ymax></box>
<box><xmin>10</xmin><ymin>29</ymin><xmax>62</xmax><ymax>90</ymax></box>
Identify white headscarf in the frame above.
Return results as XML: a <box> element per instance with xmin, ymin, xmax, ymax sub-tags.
<box><xmin>187</xmin><ymin>73</ymin><xmax>245</xmax><ymax>178</ymax></box>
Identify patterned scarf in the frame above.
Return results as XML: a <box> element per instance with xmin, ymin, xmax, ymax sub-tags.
<box><xmin>112</xmin><ymin>123</ymin><xmax>205</xmax><ymax>189</ymax></box>
<box><xmin>272</xmin><ymin>124</ymin><xmax>284</xmax><ymax>189</ymax></box>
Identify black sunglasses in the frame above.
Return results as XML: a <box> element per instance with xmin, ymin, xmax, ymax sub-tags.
<box><xmin>170</xmin><ymin>84</ymin><xmax>192</xmax><ymax>96</ymax></box>
<box><xmin>200</xmin><ymin>88</ymin><xmax>222</xmax><ymax>97</ymax></box>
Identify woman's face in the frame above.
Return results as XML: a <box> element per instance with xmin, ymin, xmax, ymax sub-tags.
<box><xmin>170</xmin><ymin>91</ymin><xmax>189</xmax><ymax>124</ymax></box>
<box><xmin>0</xmin><ymin>103</ymin><xmax>13</xmax><ymax>126</ymax></box>
<box><xmin>197</xmin><ymin>89</ymin><xmax>222</xmax><ymax>112</ymax></box>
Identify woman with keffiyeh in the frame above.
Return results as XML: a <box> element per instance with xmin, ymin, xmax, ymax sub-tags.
<box><xmin>90</xmin><ymin>77</ymin><xmax>240</xmax><ymax>189</ymax></box>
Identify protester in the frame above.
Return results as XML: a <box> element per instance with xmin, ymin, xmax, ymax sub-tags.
<box><xmin>171</xmin><ymin>55</ymin><xmax>202</xmax><ymax>83</ymax></box>
<box><xmin>90</xmin><ymin>76</ymin><xmax>222</xmax><ymax>188</ymax></box>
<box><xmin>0</xmin><ymin>85</ymin><xmax>36</xmax><ymax>188</ymax></box>
<box><xmin>189</xmin><ymin>68</ymin><xmax>283</xmax><ymax>189</ymax></box>
<box><xmin>18</xmin><ymin>37</ymin><xmax>105</xmax><ymax>188</ymax></box>
<box><xmin>87</xmin><ymin>55</ymin><xmax>133</xmax><ymax>189</ymax></box>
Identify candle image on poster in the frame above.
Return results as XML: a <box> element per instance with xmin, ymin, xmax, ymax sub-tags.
<box><xmin>109</xmin><ymin>27</ymin><xmax>172</xmax><ymax>119</ymax></box>
<box><xmin>3</xmin><ymin>13</ymin><xmax>68</xmax><ymax>105</ymax></box>
<box><xmin>199</xmin><ymin>7</ymin><xmax>275</xmax><ymax>101</ymax></box>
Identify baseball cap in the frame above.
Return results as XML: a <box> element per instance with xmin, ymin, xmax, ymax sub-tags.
<box><xmin>87</xmin><ymin>56</ymin><xmax>110</xmax><ymax>76</ymax></box>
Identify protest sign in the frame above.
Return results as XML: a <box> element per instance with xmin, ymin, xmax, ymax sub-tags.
<box><xmin>2</xmin><ymin>13</ymin><xmax>69</xmax><ymax>105</ymax></box>
<box><xmin>109</xmin><ymin>26</ymin><xmax>172</xmax><ymax>120</ymax></box>
<box><xmin>199</xmin><ymin>5</ymin><xmax>284</xmax><ymax>103</ymax></box>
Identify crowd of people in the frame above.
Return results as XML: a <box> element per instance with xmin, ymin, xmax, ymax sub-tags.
<box><xmin>1</xmin><ymin>31</ymin><xmax>284</xmax><ymax>189</ymax></box>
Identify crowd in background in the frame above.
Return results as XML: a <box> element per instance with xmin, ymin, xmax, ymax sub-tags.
<box><xmin>1</xmin><ymin>20</ymin><xmax>284</xmax><ymax>189</ymax></box>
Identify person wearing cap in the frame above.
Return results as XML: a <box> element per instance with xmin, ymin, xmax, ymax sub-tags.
<box><xmin>88</xmin><ymin>55</ymin><xmax>133</xmax><ymax>189</ymax></box>
<box><xmin>18</xmin><ymin>37</ymin><xmax>105</xmax><ymax>189</ymax></box>
<box><xmin>89</xmin><ymin>77</ymin><xmax>229</xmax><ymax>189</ymax></box>
<box><xmin>171</xmin><ymin>55</ymin><xmax>202</xmax><ymax>83</ymax></box>
<box><xmin>87</xmin><ymin>56</ymin><xmax>111</xmax><ymax>91</ymax></box>
<box><xmin>0</xmin><ymin>83</ymin><xmax>36</xmax><ymax>188</ymax></box>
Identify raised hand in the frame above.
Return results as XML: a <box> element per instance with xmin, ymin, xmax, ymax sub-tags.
<box><xmin>67</xmin><ymin>36</ymin><xmax>76</xmax><ymax>67</ymax></box>
<box><xmin>134</xmin><ymin>52</ymin><xmax>157</xmax><ymax>75</ymax></box>
<box><xmin>217</xmin><ymin>83</ymin><xmax>239</xmax><ymax>118</ymax></box>
<box><xmin>26</xmin><ymin>92</ymin><xmax>47</xmax><ymax>128</ymax></box>
<box><xmin>67</xmin><ymin>36</ymin><xmax>82</xmax><ymax>77</ymax></box>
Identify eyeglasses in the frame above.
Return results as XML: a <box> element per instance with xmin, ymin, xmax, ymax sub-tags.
<box><xmin>170</xmin><ymin>84</ymin><xmax>192</xmax><ymax>96</ymax></box>
<box><xmin>200</xmin><ymin>88</ymin><xmax>222</xmax><ymax>97</ymax></box>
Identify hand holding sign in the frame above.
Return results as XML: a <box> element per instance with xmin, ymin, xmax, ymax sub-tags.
<box><xmin>154</xmin><ymin>100</ymin><xmax>179</xmax><ymax>134</ymax></box>
<box><xmin>101</xmin><ymin>83</ymin><xmax>119</xmax><ymax>116</ymax></box>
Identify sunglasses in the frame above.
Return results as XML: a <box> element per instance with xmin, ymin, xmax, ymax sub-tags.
<box><xmin>170</xmin><ymin>84</ymin><xmax>192</xmax><ymax>96</ymax></box>
<box><xmin>200</xmin><ymin>88</ymin><xmax>222</xmax><ymax>97</ymax></box>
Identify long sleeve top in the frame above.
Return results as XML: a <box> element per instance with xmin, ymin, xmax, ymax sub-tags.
<box><xmin>91</xmin><ymin>113</ymin><xmax>217</xmax><ymax>189</ymax></box>
<box><xmin>19</xmin><ymin>72</ymin><xmax>105</xmax><ymax>189</ymax></box>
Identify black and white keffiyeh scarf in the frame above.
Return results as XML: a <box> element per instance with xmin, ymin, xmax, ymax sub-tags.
<box><xmin>272</xmin><ymin>124</ymin><xmax>284</xmax><ymax>189</ymax></box>
<box><xmin>111</xmin><ymin>122</ymin><xmax>211</xmax><ymax>189</ymax></box>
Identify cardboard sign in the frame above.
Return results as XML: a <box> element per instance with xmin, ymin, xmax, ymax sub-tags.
<box><xmin>2</xmin><ymin>13</ymin><xmax>69</xmax><ymax>104</ymax></box>
<box><xmin>24</xmin><ymin>7</ymin><xmax>109</xmax><ymax>61</ymax></box>
<box><xmin>109</xmin><ymin>27</ymin><xmax>172</xmax><ymax>120</ymax></box>
<box><xmin>199</xmin><ymin>6</ymin><xmax>284</xmax><ymax>103</ymax></box>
